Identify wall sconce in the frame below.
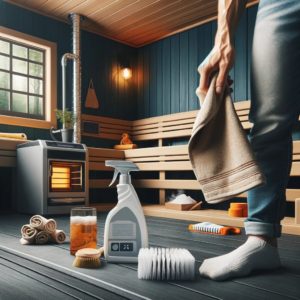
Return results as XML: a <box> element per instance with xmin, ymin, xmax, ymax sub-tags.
<box><xmin>121</xmin><ymin>66</ymin><xmax>132</xmax><ymax>80</ymax></box>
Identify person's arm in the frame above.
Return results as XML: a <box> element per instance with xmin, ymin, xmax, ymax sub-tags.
<box><xmin>199</xmin><ymin>0</ymin><xmax>247</xmax><ymax>94</ymax></box>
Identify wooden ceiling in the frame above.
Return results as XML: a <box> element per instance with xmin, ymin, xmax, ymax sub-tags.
<box><xmin>6</xmin><ymin>0</ymin><xmax>258</xmax><ymax>47</ymax></box>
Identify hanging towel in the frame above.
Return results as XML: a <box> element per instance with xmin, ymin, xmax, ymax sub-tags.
<box><xmin>188</xmin><ymin>75</ymin><xmax>265</xmax><ymax>204</ymax></box>
<box><xmin>85</xmin><ymin>79</ymin><xmax>99</xmax><ymax>109</ymax></box>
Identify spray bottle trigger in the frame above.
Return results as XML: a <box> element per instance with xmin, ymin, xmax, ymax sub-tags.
<box><xmin>109</xmin><ymin>169</ymin><xmax>119</xmax><ymax>187</ymax></box>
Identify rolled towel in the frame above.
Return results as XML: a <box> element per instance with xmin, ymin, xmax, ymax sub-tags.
<box><xmin>45</xmin><ymin>218</ymin><xmax>57</xmax><ymax>233</ymax></box>
<box><xmin>20</xmin><ymin>237</ymin><xmax>31</xmax><ymax>245</ymax></box>
<box><xmin>0</xmin><ymin>132</ymin><xmax>27</xmax><ymax>140</ymax></box>
<box><xmin>35</xmin><ymin>231</ymin><xmax>50</xmax><ymax>245</ymax></box>
<box><xmin>30</xmin><ymin>215</ymin><xmax>56</xmax><ymax>233</ymax></box>
<box><xmin>50</xmin><ymin>230</ymin><xmax>66</xmax><ymax>244</ymax></box>
<box><xmin>21</xmin><ymin>224</ymin><xmax>37</xmax><ymax>243</ymax></box>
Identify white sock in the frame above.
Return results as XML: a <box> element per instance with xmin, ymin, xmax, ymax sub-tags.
<box><xmin>199</xmin><ymin>236</ymin><xmax>281</xmax><ymax>281</ymax></box>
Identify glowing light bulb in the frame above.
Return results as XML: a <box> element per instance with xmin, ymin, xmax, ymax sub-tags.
<box><xmin>121</xmin><ymin>67</ymin><xmax>132</xmax><ymax>80</ymax></box>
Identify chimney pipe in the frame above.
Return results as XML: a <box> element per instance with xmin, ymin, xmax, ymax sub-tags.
<box><xmin>61</xmin><ymin>13</ymin><xmax>82</xmax><ymax>143</ymax></box>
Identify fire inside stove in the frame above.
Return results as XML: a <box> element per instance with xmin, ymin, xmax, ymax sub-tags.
<box><xmin>50</xmin><ymin>161</ymin><xmax>83</xmax><ymax>192</ymax></box>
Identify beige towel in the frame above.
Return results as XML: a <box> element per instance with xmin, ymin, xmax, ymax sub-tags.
<box><xmin>35</xmin><ymin>231</ymin><xmax>50</xmax><ymax>245</ymax></box>
<box><xmin>21</xmin><ymin>224</ymin><xmax>37</xmax><ymax>243</ymax></box>
<box><xmin>30</xmin><ymin>215</ymin><xmax>56</xmax><ymax>233</ymax></box>
<box><xmin>50</xmin><ymin>230</ymin><xmax>66</xmax><ymax>244</ymax></box>
<box><xmin>20</xmin><ymin>238</ymin><xmax>31</xmax><ymax>245</ymax></box>
<box><xmin>188</xmin><ymin>76</ymin><xmax>265</xmax><ymax>203</ymax></box>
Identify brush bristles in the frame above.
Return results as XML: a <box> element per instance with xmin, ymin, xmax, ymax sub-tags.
<box><xmin>138</xmin><ymin>248</ymin><xmax>195</xmax><ymax>281</ymax></box>
<box><xmin>73</xmin><ymin>256</ymin><xmax>101</xmax><ymax>268</ymax></box>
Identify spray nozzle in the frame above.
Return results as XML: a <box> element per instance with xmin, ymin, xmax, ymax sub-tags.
<box><xmin>105</xmin><ymin>160</ymin><xmax>139</xmax><ymax>186</ymax></box>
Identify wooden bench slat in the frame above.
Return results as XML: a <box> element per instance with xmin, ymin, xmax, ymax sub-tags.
<box><xmin>0</xmin><ymin>157</ymin><xmax>16</xmax><ymax>167</ymax></box>
<box><xmin>135</xmin><ymin>161</ymin><xmax>192</xmax><ymax>171</ymax></box>
<box><xmin>239</xmin><ymin>115</ymin><xmax>249</xmax><ymax>121</ymax></box>
<box><xmin>0</xmin><ymin>150</ymin><xmax>16</xmax><ymax>157</ymax></box>
<box><xmin>133</xmin><ymin>123</ymin><xmax>160</xmax><ymax>131</ymax></box>
<box><xmin>128</xmin><ymin>155</ymin><xmax>190</xmax><ymax>162</ymax></box>
<box><xmin>234</xmin><ymin>100</ymin><xmax>251</xmax><ymax>110</ymax></box>
<box><xmin>236</xmin><ymin>110</ymin><xmax>250</xmax><ymax>116</ymax></box>
<box><xmin>82</xmin><ymin>121</ymin><xmax>132</xmax><ymax>131</ymax></box>
<box><xmin>291</xmin><ymin>162</ymin><xmax>300</xmax><ymax>176</ymax></box>
<box><xmin>88</xmin><ymin>147</ymin><xmax>124</xmax><ymax>158</ymax></box>
<box><xmin>133</xmin><ymin>129</ymin><xmax>193</xmax><ymax>140</ymax></box>
<box><xmin>97</xmin><ymin>127</ymin><xmax>128</xmax><ymax>135</ymax></box>
<box><xmin>124</xmin><ymin>145</ymin><xmax>187</xmax><ymax>157</ymax></box>
<box><xmin>133</xmin><ymin>179</ymin><xmax>199</xmax><ymax>189</ymax></box>
<box><xmin>89</xmin><ymin>179</ymin><xmax>112</xmax><ymax>188</ymax></box>
<box><xmin>161</xmin><ymin>118</ymin><xmax>195</xmax><ymax>127</ymax></box>
<box><xmin>89</xmin><ymin>162</ymin><xmax>113</xmax><ymax>171</ymax></box>
<box><xmin>237</xmin><ymin>189</ymin><xmax>300</xmax><ymax>202</ymax></box>
<box><xmin>82</xmin><ymin>114</ymin><xmax>132</xmax><ymax>127</ymax></box>
<box><xmin>0</xmin><ymin>139</ymin><xmax>25</xmax><ymax>150</ymax></box>
<box><xmin>293</xmin><ymin>141</ymin><xmax>300</xmax><ymax>154</ymax></box>
<box><xmin>84</xmin><ymin>132</ymin><xmax>123</xmax><ymax>141</ymax></box>
<box><xmin>132</xmin><ymin>123</ymin><xmax>194</xmax><ymax>136</ymax></box>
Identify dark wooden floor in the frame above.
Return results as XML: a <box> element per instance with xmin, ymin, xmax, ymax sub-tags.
<box><xmin>0</xmin><ymin>213</ymin><xmax>300</xmax><ymax>300</ymax></box>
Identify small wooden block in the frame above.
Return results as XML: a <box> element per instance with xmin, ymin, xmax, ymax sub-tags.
<box><xmin>165</xmin><ymin>202</ymin><xmax>196</xmax><ymax>211</ymax></box>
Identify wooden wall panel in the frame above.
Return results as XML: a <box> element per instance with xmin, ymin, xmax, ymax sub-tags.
<box><xmin>162</xmin><ymin>38</ymin><xmax>171</xmax><ymax>115</ymax></box>
<box><xmin>188</xmin><ymin>28</ymin><xmax>199</xmax><ymax>111</ymax></box>
<box><xmin>234</xmin><ymin>11</ymin><xmax>248</xmax><ymax>101</ymax></box>
<box><xmin>247</xmin><ymin>5</ymin><xmax>258</xmax><ymax>101</ymax></box>
<box><xmin>179</xmin><ymin>31</ymin><xmax>189</xmax><ymax>113</ymax></box>
<box><xmin>156</xmin><ymin>42</ymin><xmax>163</xmax><ymax>117</ymax></box>
<box><xmin>170</xmin><ymin>35</ymin><xmax>180</xmax><ymax>114</ymax></box>
<box><xmin>149</xmin><ymin>43</ymin><xmax>157</xmax><ymax>117</ymax></box>
<box><xmin>136</xmin><ymin>5</ymin><xmax>259</xmax><ymax>118</ymax></box>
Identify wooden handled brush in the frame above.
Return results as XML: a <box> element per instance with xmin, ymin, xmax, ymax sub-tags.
<box><xmin>73</xmin><ymin>247</ymin><xmax>104</xmax><ymax>268</ymax></box>
<box><xmin>188</xmin><ymin>222</ymin><xmax>241</xmax><ymax>235</ymax></box>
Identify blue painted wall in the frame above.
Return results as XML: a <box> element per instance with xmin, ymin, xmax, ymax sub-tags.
<box><xmin>0</xmin><ymin>0</ymin><xmax>137</xmax><ymax>143</ymax></box>
<box><xmin>136</xmin><ymin>5</ymin><xmax>258</xmax><ymax>118</ymax></box>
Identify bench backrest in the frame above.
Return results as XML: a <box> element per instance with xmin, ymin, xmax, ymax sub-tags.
<box><xmin>82</xmin><ymin>100</ymin><xmax>251</xmax><ymax>146</ymax></box>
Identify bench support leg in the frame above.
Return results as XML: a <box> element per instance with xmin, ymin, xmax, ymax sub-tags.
<box><xmin>296</xmin><ymin>198</ymin><xmax>300</xmax><ymax>225</ymax></box>
<box><xmin>159</xmin><ymin>171</ymin><xmax>165</xmax><ymax>205</ymax></box>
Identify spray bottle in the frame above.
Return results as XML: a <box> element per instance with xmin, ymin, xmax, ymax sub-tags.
<box><xmin>104</xmin><ymin>160</ymin><xmax>149</xmax><ymax>263</ymax></box>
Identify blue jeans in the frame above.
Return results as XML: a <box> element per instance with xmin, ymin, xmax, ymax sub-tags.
<box><xmin>245</xmin><ymin>0</ymin><xmax>300</xmax><ymax>238</ymax></box>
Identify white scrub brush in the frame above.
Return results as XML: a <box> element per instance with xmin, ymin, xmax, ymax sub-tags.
<box><xmin>138</xmin><ymin>248</ymin><xmax>195</xmax><ymax>280</ymax></box>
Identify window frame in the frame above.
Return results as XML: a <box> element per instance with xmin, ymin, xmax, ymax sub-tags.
<box><xmin>0</xmin><ymin>27</ymin><xmax>57</xmax><ymax>129</ymax></box>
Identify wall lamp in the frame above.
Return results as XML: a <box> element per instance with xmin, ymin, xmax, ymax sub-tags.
<box><xmin>121</xmin><ymin>66</ymin><xmax>132</xmax><ymax>80</ymax></box>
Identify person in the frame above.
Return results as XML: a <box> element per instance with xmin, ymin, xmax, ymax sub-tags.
<box><xmin>198</xmin><ymin>0</ymin><xmax>300</xmax><ymax>280</ymax></box>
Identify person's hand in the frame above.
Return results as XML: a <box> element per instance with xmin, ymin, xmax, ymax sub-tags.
<box><xmin>198</xmin><ymin>43</ymin><xmax>235</xmax><ymax>95</ymax></box>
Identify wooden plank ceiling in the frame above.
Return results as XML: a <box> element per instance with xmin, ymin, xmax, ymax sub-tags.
<box><xmin>6</xmin><ymin>0</ymin><xmax>258</xmax><ymax>47</ymax></box>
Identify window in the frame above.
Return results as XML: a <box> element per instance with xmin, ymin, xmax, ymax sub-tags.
<box><xmin>0</xmin><ymin>27</ymin><xmax>56</xmax><ymax>129</ymax></box>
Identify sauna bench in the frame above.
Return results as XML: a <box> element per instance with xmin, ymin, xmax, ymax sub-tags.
<box><xmin>82</xmin><ymin>101</ymin><xmax>300</xmax><ymax>236</ymax></box>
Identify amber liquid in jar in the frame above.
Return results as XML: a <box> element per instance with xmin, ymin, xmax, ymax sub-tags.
<box><xmin>70</xmin><ymin>208</ymin><xmax>97</xmax><ymax>255</ymax></box>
